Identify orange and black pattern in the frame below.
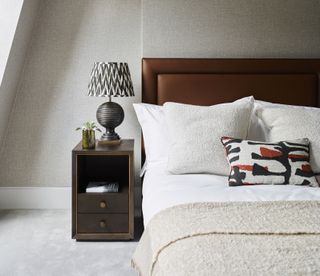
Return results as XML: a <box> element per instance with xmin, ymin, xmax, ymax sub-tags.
<box><xmin>221</xmin><ymin>137</ymin><xmax>319</xmax><ymax>187</ymax></box>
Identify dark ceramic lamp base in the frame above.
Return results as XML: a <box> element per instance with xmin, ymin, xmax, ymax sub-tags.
<box><xmin>96</xmin><ymin>101</ymin><xmax>124</xmax><ymax>141</ymax></box>
<box><xmin>101</xmin><ymin>128</ymin><xmax>120</xmax><ymax>140</ymax></box>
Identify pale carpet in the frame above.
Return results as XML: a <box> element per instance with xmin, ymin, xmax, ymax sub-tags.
<box><xmin>0</xmin><ymin>210</ymin><xmax>140</xmax><ymax>276</ymax></box>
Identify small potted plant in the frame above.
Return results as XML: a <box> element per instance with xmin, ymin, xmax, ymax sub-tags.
<box><xmin>76</xmin><ymin>121</ymin><xmax>101</xmax><ymax>149</ymax></box>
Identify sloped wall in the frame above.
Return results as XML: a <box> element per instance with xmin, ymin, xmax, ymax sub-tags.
<box><xmin>0</xmin><ymin>0</ymin><xmax>39</xmax><ymax>150</ymax></box>
<box><xmin>0</xmin><ymin>0</ymin><xmax>141</xmax><ymax>190</ymax></box>
<box><xmin>0</xmin><ymin>0</ymin><xmax>23</xmax><ymax>84</ymax></box>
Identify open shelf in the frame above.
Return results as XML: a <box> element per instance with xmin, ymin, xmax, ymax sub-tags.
<box><xmin>76</xmin><ymin>155</ymin><xmax>129</xmax><ymax>194</ymax></box>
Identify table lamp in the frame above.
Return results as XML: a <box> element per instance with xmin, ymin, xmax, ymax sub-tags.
<box><xmin>88</xmin><ymin>62</ymin><xmax>134</xmax><ymax>142</ymax></box>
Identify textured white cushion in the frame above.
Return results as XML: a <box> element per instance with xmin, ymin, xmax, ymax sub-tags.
<box><xmin>164</xmin><ymin>97</ymin><xmax>254</xmax><ymax>175</ymax></box>
<box><xmin>248</xmin><ymin>100</ymin><xmax>315</xmax><ymax>141</ymax></box>
<box><xmin>133</xmin><ymin>103</ymin><xmax>168</xmax><ymax>170</ymax></box>
<box><xmin>257</xmin><ymin>106</ymin><xmax>320</xmax><ymax>174</ymax></box>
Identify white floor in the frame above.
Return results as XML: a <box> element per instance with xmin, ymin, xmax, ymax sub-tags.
<box><xmin>0</xmin><ymin>210</ymin><xmax>139</xmax><ymax>276</ymax></box>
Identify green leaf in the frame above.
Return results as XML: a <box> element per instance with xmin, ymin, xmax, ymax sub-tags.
<box><xmin>76</xmin><ymin>121</ymin><xmax>101</xmax><ymax>131</ymax></box>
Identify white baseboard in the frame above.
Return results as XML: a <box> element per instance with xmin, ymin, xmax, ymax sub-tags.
<box><xmin>0</xmin><ymin>187</ymin><xmax>71</xmax><ymax>209</ymax></box>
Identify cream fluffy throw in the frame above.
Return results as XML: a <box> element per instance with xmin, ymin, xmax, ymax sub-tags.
<box><xmin>132</xmin><ymin>201</ymin><xmax>320</xmax><ymax>276</ymax></box>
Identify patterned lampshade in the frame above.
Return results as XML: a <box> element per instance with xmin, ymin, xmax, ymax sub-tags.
<box><xmin>88</xmin><ymin>62</ymin><xmax>134</xmax><ymax>97</ymax></box>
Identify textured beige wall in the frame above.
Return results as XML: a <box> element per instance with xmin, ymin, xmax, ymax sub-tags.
<box><xmin>143</xmin><ymin>0</ymin><xmax>320</xmax><ymax>57</ymax></box>
<box><xmin>0</xmin><ymin>0</ymin><xmax>141</xmax><ymax>188</ymax></box>
<box><xmin>1</xmin><ymin>0</ymin><xmax>320</xmax><ymax>191</ymax></box>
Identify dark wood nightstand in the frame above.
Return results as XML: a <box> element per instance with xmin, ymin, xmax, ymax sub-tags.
<box><xmin>72</xmin><ymin>139</ymin><xmax>134</xmax><ymax>241</ymax></box>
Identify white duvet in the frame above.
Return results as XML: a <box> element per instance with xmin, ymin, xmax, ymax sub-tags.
<box><xmin>142</xmin><ymin>163</ymin><xmax>320</xmax><ymax>226</ymax></box>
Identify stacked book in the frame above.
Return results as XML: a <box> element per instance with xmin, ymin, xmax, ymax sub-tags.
<box><xmin>86</xmin><ymin>181</ymin><xmax>119</xmax><ymax>193</ymax></box>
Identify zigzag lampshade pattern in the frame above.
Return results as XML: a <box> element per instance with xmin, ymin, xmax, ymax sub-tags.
<box><xmin>88</xmin><ymin>62</ymin><xmax>134</xmax><ymax>97</ymax></box>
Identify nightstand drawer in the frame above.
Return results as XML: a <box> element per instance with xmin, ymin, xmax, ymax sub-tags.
<box><xmin>77</xmin><ymin>193</ymin><xmax>128</xmax><ymax>213</ymax></box>
<box><xmin>77</xmin><ymin>213</ymin><xmax>128</xmax><ymax>233</ymax></box>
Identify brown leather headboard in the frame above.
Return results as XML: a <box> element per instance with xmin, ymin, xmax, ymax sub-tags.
<box><xmin>141</xmin><ymin>58</ymin><xmax>320</xmax><ymax>161</ymax></box>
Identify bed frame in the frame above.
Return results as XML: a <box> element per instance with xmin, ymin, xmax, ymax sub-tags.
<box><xmin>141</xmin><ymin>58</ymin><xmax>320</xmax><ymax>161</ymax></box>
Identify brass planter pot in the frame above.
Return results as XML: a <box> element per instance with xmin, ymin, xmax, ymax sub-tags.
<box><xmin>82</xmin><ymin>130</ymin><xmax>95</xmax><ymax>149</ymax></box>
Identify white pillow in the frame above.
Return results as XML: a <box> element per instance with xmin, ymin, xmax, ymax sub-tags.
<box><xmin>257</xmin><ymin>105</ymin><xmax>320</xmax><ymax>174</ymax></box>
<box><xmin>248</xmin><ymin>100</ymin><xmax>300</xmax><ymax>141</ymax></box>
<box><xmin>164</xmin><ymin>96</ymin><xmax>254</xmax><ymax>175</ymax></box>
<box><xmin>133</xmin><ymin>103</ymin><xmax>168</xmax><ymax>171</ymax></box>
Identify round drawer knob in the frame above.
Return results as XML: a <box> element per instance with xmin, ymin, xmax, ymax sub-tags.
<box><xmin>99</xmin><ymin>220</ymin><xmax>106</xmax><ymax>228</ymax></box>
<box><xmin>99</xmin><ymin>201</ymin><xmax>107</xmax><ymax>208</ymax></box>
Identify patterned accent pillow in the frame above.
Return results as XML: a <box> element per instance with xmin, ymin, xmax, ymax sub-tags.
<box><xmin>221</xmin><ymin>137</ymin><xmax>318</xmax><ymax>187</ymax></box>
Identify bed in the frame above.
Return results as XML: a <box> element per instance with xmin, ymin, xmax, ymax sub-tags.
<box><xmin>132</xmin><ymin>58</ymin><xmax>320</xmax><ymax>275</ymax></box>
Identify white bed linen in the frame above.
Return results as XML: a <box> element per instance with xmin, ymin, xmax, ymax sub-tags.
<box><xmin>142</xmin><ymin>164</ymin><xmax>320</xmax><ymax>226</ymax></box>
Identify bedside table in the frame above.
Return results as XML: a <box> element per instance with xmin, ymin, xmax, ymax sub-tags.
<box><xmin>72</xmin><ymin>139</ymin><xmax>134</xmax><ymax>241</ymax></box>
